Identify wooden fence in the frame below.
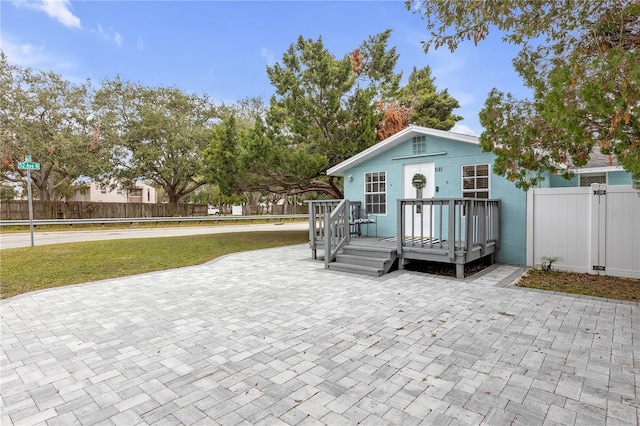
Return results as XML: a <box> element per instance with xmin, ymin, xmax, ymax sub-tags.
<box><xmin>0</xmin><ymin>201</ymin><xmax>207</xmax><ymax>220</ymax></box>
<box><xmin>0</xmin><ymin>200</ymin><xmax>310</xmax><ymax>220</ymax></box>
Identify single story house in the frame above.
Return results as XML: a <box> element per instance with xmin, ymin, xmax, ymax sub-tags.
<box><xmin>309</xmin><ymin>125</ymin><xmax>636</xmax><ymax>278</ymax></box>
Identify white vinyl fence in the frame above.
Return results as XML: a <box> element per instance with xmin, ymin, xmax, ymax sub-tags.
<box><xmin>526</xmin><ymin>184</ymin><xmax>640</xmax><ymax>279</ymax></box>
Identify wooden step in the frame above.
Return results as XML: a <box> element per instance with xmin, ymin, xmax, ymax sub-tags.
<box><xmin>335</xmin><ymin>254</ymin><xmax>390</xmax><ymax>270</ymax></box>
<box><xmin>329</xmin><ymin>243</ymin><xmax>398</xmax><ymax>277</ymax></box>
<box><xmin>328</xmin><ymin>262</ymin><xmax>384</xmax><ymax>277</ymax></box>
<box><xmin>342</xmin><ymin>245</ymin><xmax>397</xmax><ymax>259</ymax></box>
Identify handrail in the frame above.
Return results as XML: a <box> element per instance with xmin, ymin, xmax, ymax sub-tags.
<box><xmin>0</xmin><ymin>214</ymin><xmax>308</xmax><ymax>227</ymax></box>
<box><xmin>324</xmin><ymin>199</ymin><xmax>350</xmax><ymax>268</ymax></box>
<box><xmin>307</xmin><ymin>200</ymin><xmax>342</xmax><ymax>259</ymax></box>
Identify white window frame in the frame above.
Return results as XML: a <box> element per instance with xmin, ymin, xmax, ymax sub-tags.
<box><xmin>364</xmin><ymin>171</ymin><xmax>387</xmax><ymax>215</ymax></box>
<box><xmin>579</xmin><ymin>172</ymin><xmax>606</xmax><ymax>187</ymax></box>
<box><xmin>412</xmin><ymin>135</ymin><xmax>427</xmax><ymax>155</ymax></box>
<box><xmin>461</xmin><ymin>164</ymin><xmax>490</xmax><ymax>199</ymax></box>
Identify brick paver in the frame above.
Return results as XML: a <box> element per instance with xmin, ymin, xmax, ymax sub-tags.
<box><xmin>1</xmin><ymin>244</ymin><xmax>638</xmax><ymax>425</ymax></box>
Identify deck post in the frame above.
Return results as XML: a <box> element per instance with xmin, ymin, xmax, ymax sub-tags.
<box><xmin>324</xmin><ymin>209</ymin><xmax>330</xmax><ymax>268</ymax></box>
<box><xmin>455</xmin><ymin>263</ymin><xmax>464</xmax><ymax>279</ymax></box>
<box><xmin>397</xmin><ymin>199</ymin><xmax>404</xmax><ymax>270</ymax></box>
<box><xmin>309</xmin><ymin>203</ymin><xmax>317</xmax><ymax>259</ymax></box>
<box><xmin>448</xmin><ymin>199</ymin><xmax>455</xmax><ymax>262</ymax></box>
<box><xmin>465</xmin><ymin>200</ymin><xmax>474</xmax><ymax>255</ymax></box>
<box><xmin>478</xmin><ymin>201</ymin><xmax>487</xmax><ymax>256</ymax></box>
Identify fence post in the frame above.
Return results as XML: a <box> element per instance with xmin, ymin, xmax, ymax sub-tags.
<box><xmin>589</xmin><ymin>183</ymin><xmax>607</xmax><ymax>275</ymax></box>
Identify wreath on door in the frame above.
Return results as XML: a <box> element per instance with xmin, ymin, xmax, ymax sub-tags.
<box><xmin>412</xmin><ymin>173</ymin><xmax>427</xmax><ymax>190</ymax></box>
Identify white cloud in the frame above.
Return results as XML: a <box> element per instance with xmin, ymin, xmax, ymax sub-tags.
<box><xmin>261</xmin><ymin>47</ymin><xmax>276</xmax><ymax>66</ymax></box>
<box><xmin>2</xmin><ymin>36</ymin><xmax>48</xmax><ymax>68</ymax></box>
<box><xmin>1</xmin><ymin>34</ymin><xmax>84</xmax><ymax>83</ymax></box>
<box><xmin>137</xmin><ymin>37</ymin><xmax>145</xmax><ymax>51</ymax></box>
<box><xmin>451</xmin><ymin>123</ymin><xmax>479</xmax><ymax>136</ymax></box>
<box><xmin>91</xmin><ymin>24</ymin><xmax>123</xmax><ymax>47</ymax></box>
<box><xmin>13</xmin><ymin>0</ymin><xmax>81</xmax><ymax>29</ymax></box>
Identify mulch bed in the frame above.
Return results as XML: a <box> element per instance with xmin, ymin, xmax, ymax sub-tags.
<box><xmin>403</xmin><ymin>256</ymin><xmax>493</xmax><ymax>278</ymax></box>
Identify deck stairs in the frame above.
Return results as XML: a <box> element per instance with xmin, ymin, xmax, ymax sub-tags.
<box><xmin>328</xmin><ymin>243</ymin><xmax>397</xmax><ymax>277</ymax></box>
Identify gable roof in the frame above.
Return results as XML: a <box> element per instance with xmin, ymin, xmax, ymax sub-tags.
<box><xmin>327</xmin><ymin>125</ymin><xmax>479</xmax><ymax>176</ymax></box>
<box><xmin>555</xmin><ymin>146</ymin><xmax>624</xmax><ymax>174</ymax></box>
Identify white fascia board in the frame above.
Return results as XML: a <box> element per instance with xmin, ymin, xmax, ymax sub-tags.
<box><xmin>326</xmin><ymin>125</ymin><xmax>479</xmax><ymax>177</ymax></box>
<box><xmin>573</xmin><ymin>165</ymin><xmax>624</xmax><ymax>174</ymax></box>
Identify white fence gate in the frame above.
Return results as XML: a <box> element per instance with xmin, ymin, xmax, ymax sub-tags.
<box><xmin>526</xmin><ymin>184</ymin><xmax>640</xmax><ymax>279</ymax></box>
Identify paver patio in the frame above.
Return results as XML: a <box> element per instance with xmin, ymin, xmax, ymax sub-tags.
<box><xmin>1</xmin><ymin>244</ymin><xmax>638</xmax><ymax>425</ymax></box>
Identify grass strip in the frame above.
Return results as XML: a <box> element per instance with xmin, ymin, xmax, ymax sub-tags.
<box><xmin>0</xmin><ymin>217</ymin><xmax>306</xmax><ymax>234</ymax></box>
<box><xmin>516</xmin><ymin>269</ymin><xmax>640</xmax><ymax>302</ymax></box>
<box><xmin>0</xmin><ymin>230</ymin><xmax>308</xmax><ymax>299</ymax></box>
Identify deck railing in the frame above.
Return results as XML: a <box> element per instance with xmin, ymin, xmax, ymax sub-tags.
<box><xmin>307</xmin><ymin>200</ymin><xmax>362</xmax><ymax>265</ymax></box>
<box><xmin>398</xmin><ymin>198</ymin><xmax>500</xmax><ymax>272</ymax></box>
<box><xmin>308</xmin><ymin>198</ymin><xmax>500</xmax><ymax>277</ymax></box>
<box><xmin>324</xmin><ymin>199</ymin><xmax>350</xmax><ymax>268</ymax></box>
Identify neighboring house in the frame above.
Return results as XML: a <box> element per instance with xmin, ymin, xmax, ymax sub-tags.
<box><xmin>544</xmin><ymin>147</ymin><xmax>633</xmax><ymax>188</ymax></box>
<box><xmin>310</xmin><ymin>125</ymin><xmax>637</xmax><ymax>278</ymax></box>
<box><xmin>69</xmin><ymin>181</ymin><xmax>157</xmax><ymax>204</ymax></box>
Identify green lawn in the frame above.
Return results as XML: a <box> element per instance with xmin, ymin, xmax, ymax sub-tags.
<box><xmin>0</xmin><ymin>231</ymin><xmax>308</xmax><ymax>299</ymax></box>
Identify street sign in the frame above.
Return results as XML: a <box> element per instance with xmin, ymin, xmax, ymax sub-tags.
<box><xmin>25</xmin><ymin>155</ymin><xmax>32</xmax><ymax>162</ymax></box>
<box><xmin>18</xmin><ymin>162</ymin><xmax>40</xmax><ymax>170</ymax></box>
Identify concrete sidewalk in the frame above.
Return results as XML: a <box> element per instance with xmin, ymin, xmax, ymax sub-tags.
<box><xmin>1</xmin><ymin>245</ymin><xmax>638</xmax><ymax>425</ymax></box>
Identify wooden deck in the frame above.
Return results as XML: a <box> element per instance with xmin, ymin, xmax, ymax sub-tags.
<box><xmin>308</xmin><ymin>198</ymin><xmax>500</xmax><ymax>278</ymax></box>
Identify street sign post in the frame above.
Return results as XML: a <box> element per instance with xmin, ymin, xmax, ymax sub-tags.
<box><xmin>18</xmin><ymin>156</ymin><xmax>40</xmax><ymax>247</ymax></box>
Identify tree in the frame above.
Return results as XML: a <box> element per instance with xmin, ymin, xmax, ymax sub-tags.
<box><xmin>206</xmin><ymin>31</ymin><xmax>462</xmax><ymax>199</ymax></box>
<box><xmin>378</xmin><ymin>66</ymin><xmax>462</xmax><ymax>139</ymax></box>
<box><xmin>406</xmin><ymin>0</ymin><xmax>640</xmax><ymax>189</ymax></box>
<box><xmin>205</xmin><ymin>33</ymin><xmax>393</xmax><ymax>199</ymax></box>
<box><xmin>94</xmin><ymin>77</ymin><xmax>219</xmax><ymax>202</ymax></box>
<box><xmin>0</xmin><ymin>52</ymin><xmax>108</xmax><ymax>200</ymax></box>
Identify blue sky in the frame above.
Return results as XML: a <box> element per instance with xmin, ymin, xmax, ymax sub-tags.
<box><xmin>1</xmin><ymin>0</ymin><xmax>530</xmax><ymax>136</ymax></box>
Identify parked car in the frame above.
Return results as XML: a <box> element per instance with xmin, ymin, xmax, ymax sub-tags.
<box><xmin>207</xmin><ymin>205</ymin><xmax>220</xmax><ymax>215</ymax></box>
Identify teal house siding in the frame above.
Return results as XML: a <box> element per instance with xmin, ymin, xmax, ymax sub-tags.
<box><xmin>332</xmin><ymin>126</ymin><xmax>635</xmax><ymax>268</ymax></box>
<box><xmin>544</xmin><ymin>169</ymin><xmax>632</xmax><ymax>187</ymax></box>
<box><xmin>608</xmin><ymin>171</ymin><xmax>633</xmax><ymax>185</ymax></box>
<box><xmin>336</xmin><ymin>126</ymin><xmax>527</xmax><ymax>266</ymax></box>
<box><xmin>547</xmin><ymin>173</ymin><xmax>577</xmax><ymax>187</ymax></box>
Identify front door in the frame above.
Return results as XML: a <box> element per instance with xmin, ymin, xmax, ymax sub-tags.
<box><xmin>403</xmin><ymin>163</ymin><xmax>435</xmax><ymax>238</ymax></box>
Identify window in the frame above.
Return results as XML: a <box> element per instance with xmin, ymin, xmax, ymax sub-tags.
<box><xmin>365</xmin><ymin>171</ymin><xmax>386</xmax><ymax>214</ymax></box>
<box><xmin>462</xmin><ymin>164</ymin><xmax>490</xmax><ymax>198</ymax></box>
<box><xmin>100</xmin><ymin>186</ymin><xmax>107</xmax><ymax>194</ymax></box>
<box><xmin>580</xmin><ymin>173</ymin><xmax>606</xmax><ymax>187</ymax></box>
<box><xmin>412</xmin><ymin>135</ymin><xmax>427</xmax><ymax>155</ymax></box>
<box><xmin>117</xmin><ymin>188</ymin><xmax>123</xmax><ymax>195</ymax></box>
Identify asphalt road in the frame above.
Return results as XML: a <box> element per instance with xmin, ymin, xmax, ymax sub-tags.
<box><xmin>0</xmin><ymin>222</ymin><xmax>310</xmax><ymax>249</ymax></box>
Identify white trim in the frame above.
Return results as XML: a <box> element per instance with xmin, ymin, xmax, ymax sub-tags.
<box><xmin>391</xmin><ymin>151</ymin><xmax>447</xmax><ymax>161</ymax></box>
<box><xmin>574</xmin><ymin>166</ymin><xmax>624</xmax><ymax>174</ymax></box>
<box><xmin>461</xmin><ymin>163</ymin><xmax>491</xmax><ymax>198</ymax></box>
<box><xmin>327</xmin><ymin>125</ymin><xmax>479</xmax><ymax>176</ymax></box>
<box><xmin>363</xmin><ymin>171</ymin><xmax>387</xmax><ymax>216</ymax></box>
